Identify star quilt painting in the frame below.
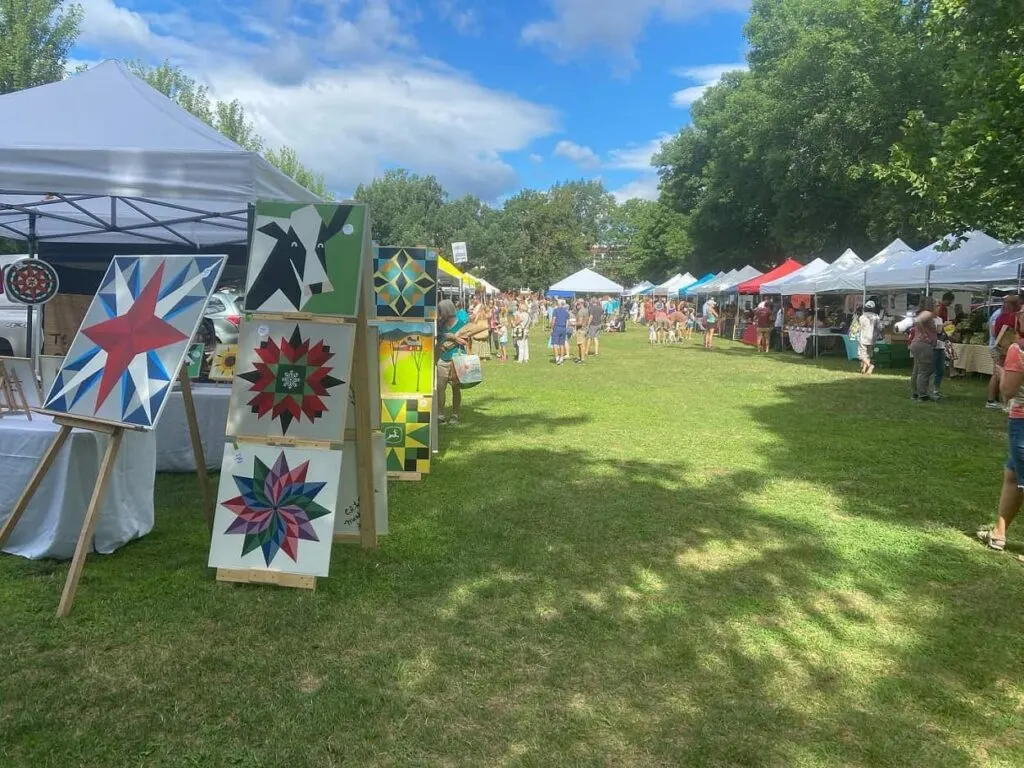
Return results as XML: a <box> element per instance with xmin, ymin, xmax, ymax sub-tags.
<box><xmin>226</xmin><ymin>320</ymin><xmax>355</xmax><ymax>441</ymax></box>
<box><xmin>381</xmin><ymin>396</ymin><xmax>432</xmax><ymax>474</ymax></box>
<box><xmin>244</xmin><ymin>202</ymin><xmax>367</xmax><ymax>317</ymax></box>
<box><xmin>373</xmin><ymin>247</ymin><xmax>438</xmax><ymax>320</ymax></box>
<box><xmin>43</xmin><ymin>255</ymin><xmax>226</xmax><ymax>429</ymax></box>
<box><xmin>209</xmin><ymin>444</ymin><xmax>339</xmax><ymax>577</ymax></box>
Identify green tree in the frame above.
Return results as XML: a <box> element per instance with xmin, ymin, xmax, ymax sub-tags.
<box><xmin>0</xmin><ymin>0</ymin><xmax>82</xmax><ymax>95</ymax></box>
<box><xmin>880</xmin><ymin>0</ymin><xmax>1024</xmax><ymax>241</ymax></box>
<box><xmin>354</xmin><ymin>170</ymin><xmax>448</xmax><ymax>245</ymax></box>
<box><xmin>606</xmin><ymin>199</ymin><xmax>692</xmax><ymax>283</ymax></box>
<box><xmin>262</xmin><ymin>147</ymin><xmax>332</xmax><ymax>201</ymax></box>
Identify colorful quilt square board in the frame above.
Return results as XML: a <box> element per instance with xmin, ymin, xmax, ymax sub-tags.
<box><xmin>209</xmin><ymin>344</ymin><xmax>237</xmax><ymax>382</ymax></box>
<box><xmin>209</xmin><ymin>443</ymin><xmax>340</xmax><ymax>577</ymax></box>
<box><xmin>244</xmin><ymin>201</ymin><xmax>367</xmax><ymax>317</ymax></box>
<box><xmin>373</xmin><ymin>247</ymin><xmax>438</xmax><ymax>320</ymax></box>
<box><xmin>333</xmin><ymin>433</ymin><xmax>389</xmax><ymax>537</ymax></box>
<box><xmin>381</xmin><ymin>396</ymin><xmax>432</xmax><ymax>474</ymax></box>
<box><xmin>377</xmin><ymin>322</ymin><xmax>434</xmax><ymax>397</ymax></box>
<box><xmin>43</xmin><ymin>254</ymin><xmax>226</xmax><ymax>430</ymax></box>
<box><xmin>226</xmin><ymin>319</ymin><xmax>355</xmax><ymax>442</ymax></box>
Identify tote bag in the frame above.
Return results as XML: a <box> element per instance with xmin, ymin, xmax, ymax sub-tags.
<box><xmin>451</xmin><ymin>353</ymin><xmax>483</xmax><ymax>389</ymax></box>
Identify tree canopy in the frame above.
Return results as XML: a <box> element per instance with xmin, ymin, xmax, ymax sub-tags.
<box><xmin>0</xmin><ymin>0</ymin><xmax>81</xmax><ymax>95</ymax></box>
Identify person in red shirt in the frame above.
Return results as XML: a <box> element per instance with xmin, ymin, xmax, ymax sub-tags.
<box><xmin>987</xmin><ymin>296</ymin><xmax>1022</xmax><ymax>408</ymax></box>
<box><xmin>753</xmin><ymin>301</ymin><xmax>773</xmax><ymax>353</ymax></box>
<box><xmin>937</xmin><ymin>292</ymin><xmax>955</xmax><ymax>322</ymax></box>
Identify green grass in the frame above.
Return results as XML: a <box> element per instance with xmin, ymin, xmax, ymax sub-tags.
<box><xmin>3</xmin><ymin>333</ymin><xmax>1024</xmax><ymax>767</ymax></box>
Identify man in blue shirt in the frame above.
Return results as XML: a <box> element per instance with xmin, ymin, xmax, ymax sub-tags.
<box><xmin>551</xmin><ymin>299</ymin><xmax>570</xmax><ymax>365</ymax></box>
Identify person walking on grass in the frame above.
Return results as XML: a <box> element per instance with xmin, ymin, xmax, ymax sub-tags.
<box><xmin>987</xmin><ymin>296</ymin><xmax>1021</xmax><ymax>409</ymax></box>
<box><xmin>587</xmin><ymin>297</ymin><xmax>604</xmax><ymax>356</ymax></box>
<box><xmin>513</xmin><ymin>311</ymin><xmax>530</xmax><ymax>363</ymax></box>
<box><xmin>857</xmin><ymin>301</ymin><xmax>882</xmax><ymax>375</ymax></box>
<box><xmin>754</xmin><ymin>300</ymin><xmax>773</xmax><ymax>353</ymax></box>
<box><xmin>979</xmin><ymin>338</ymin><xmax>1024</xmax><ymax>552</ymax></box>
<box><xmin>898</xmin><ymin>297</ymin><xmax>938</xmax><ymax>402</ymax></box>
<box><xmin>574</xmin><ymin>300</ymin><xmax>590</xmax><ymax>364</ymax></box>
<box><xmin>703</xmin><ymin>298</ymin><xmax>719</xmax><ymax>349</ymax></box>
<box><xmin>551</xmin><ymin>298</ymin><xmax>570</xmax><ymax>365</ymax></box>
<box><xmin>436</xmin><ymin>300</ymin><xmax>468</xmax><ymax>426</ymax></box>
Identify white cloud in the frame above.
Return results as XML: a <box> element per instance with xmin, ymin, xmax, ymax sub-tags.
<box><xmin>554</xmin><ymin>140</ymin><xmax>600</xmax><ymax>169</ymax></box>
<box><xmin>611</xmin><ymin>175</ymin><xmax>660</xmax><ymax>203</ymax></box>
<box><xmin>436</xmin><ymin>0</ymin><xmax>481</xmax><ymax>36</ymax></box>
<box><xmin>523</xmin><ymin>0</ymin><xmax>749</xmax><ymax>66</ymax></box>
<box><xmin>606</xmin><ymin>133</ymin><xmax>672</xmax><ymax>170</ymax></box>
<box><xmin>72</xmin><ymin>0</ymin><xmax>558</xmax><ymax>200</ymax></box>
<box><xmin>671</xmin><ymin>61</ymin><xmax>747</xmax><ymax>107</ymax></box>
<box><xmin>529</xmin><ymin>153</ymin><xmax>544</xmax><ymax>163</ymax></box>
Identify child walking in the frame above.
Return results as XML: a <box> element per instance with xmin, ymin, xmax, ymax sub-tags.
<box><xmin>498</xmin><ymin>317</ymin><xmax>509</xmax><ymax>361</ymax></box>
<box><xmin>513</xmin><ymin>312</ymin><xmax>530</xmax><ymax>363</ymax></box>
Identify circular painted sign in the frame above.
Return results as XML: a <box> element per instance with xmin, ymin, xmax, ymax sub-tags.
<box><xmin>3</xmin><ymin>259</ymin><xmax>59</xmax><ymax>305</ymax></box>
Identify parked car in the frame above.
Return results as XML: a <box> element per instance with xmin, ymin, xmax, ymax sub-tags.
<box><xmin>203</xmin><ymin>290</ymin><xmax>244</xmax><ymax>344</ymax></box>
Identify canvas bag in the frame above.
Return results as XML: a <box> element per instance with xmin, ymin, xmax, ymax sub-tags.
<box><xmin>451</xmin><ymin>353</ymin><xmax>483</xmax><ymax>389</ymax></box>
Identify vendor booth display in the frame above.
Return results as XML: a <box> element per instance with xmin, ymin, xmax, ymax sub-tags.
<box><xmin>0</xmin><ymin>253</ymin><xmax>227</xmax><ymax>616</ymax></box>
<box><xmin>209</xmin><ymin>344</ymin><xmax>237</xmax><ymax>381</ymax></box>
<box><xmin>373</xmin><ymin>247</ymin><xmax>439</xmax><ymax>319</ymax></box>
<box><xmin>378</xmin><ymin>323</ymin><xmax>434</xmax><ymax>397</ymax></box>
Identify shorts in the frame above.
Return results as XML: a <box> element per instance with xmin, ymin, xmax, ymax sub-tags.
<box><xmin>992</xmin><ymin>347</ymin><xmax>1006</xmax><ymax>367</ymax></box>
<box><xmin>574</xmin><ymin>328</ymin><xmax>587</xmax><ymax>345</ymax></box>
<box><xmin>857</xmin><ymin>343</ymin><xmax>872</xmax><ymax>363</ymax></box>
<box><xmin>1005</xmin><ymin>418</ymin><xmax>1024</xmax><ymax>487</ymax></box>
<box><xmin>587</xmin><ymin>325</ymin><xmax>600</xmax><ymax>339</ymax></box>
<box><xmin>757</xmin><ymin>328</ymin><xmax>771</xmax><ymax>341</ymax></box>
<box><xmin>552</xmin><ymin>329</ymin><xmax>567</xmax><ymax>346</ymax></box>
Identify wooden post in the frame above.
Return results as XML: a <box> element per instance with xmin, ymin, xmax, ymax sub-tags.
<box><xmin>177</xmin><ymin>368</ymin><xmax>214</xmax><ymax>531</ymax></box>
<box><xmin>56</xmin><ymin>426</ymin><xmax>124</xmax><ymax>617</ymax></box>
<box><xmin>352</xmin><ymin>303</ymin><xmax>378</xmax><ymax>550</ymax></box>
<box><xmin>0</xmin><ymin>425</ymin><xmax>73</xmax><ymax>549</ymax></box>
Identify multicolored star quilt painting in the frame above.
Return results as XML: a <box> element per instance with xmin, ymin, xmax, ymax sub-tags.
<box><xmin>373</xmin><ymin>247</ymin><xmax>438</xmax><ymax>320</ymax></box>
<box><xmin>209</xmin><ymin>344</ymin><xmax>237</xmax><ymax>382</ymax></box>
<box><xmin>209</xmin><ymin>444</ymin><xmax>339</xmax><ymax>577</ymax></box>
<box><xmin>227</xmin><ymin>320</ymin><xmax>355</xmax><ymax>441</ymax></box>
<box><xmin>333</xmin><ymin>434</ymin><xmax>389</xmax><ymax>537</ymax></box>
<box><xmin>38</xmin><ymin>355</ymin><xmax>63</xmax><ymax>399</ymax></box>
<box><xmin>42</xmin><ymin>255</ymin><xmax>226</xmax><ymax>429</ymax></box>
<box><xmin>244</xmin><ymin>201</ymin><xmax>367</xmax><ymax>317</ymax></box>
<box><xmin>381</xmin><ymin>396</ymin><xmax>432</xmax><ymax>474</ymax></box>
<box><xmin>378</xmin><ymin>322</ymin><xmax>434</xmax><ymax>396</ymax></box>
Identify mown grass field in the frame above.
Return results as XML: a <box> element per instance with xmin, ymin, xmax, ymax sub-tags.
<box><xmin>2</xmin><ymin>332</ymin><xmax>1023</xmax><ymax>767</ymax></box>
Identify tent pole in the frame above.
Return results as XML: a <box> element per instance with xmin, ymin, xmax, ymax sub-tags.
<box><xmin>925</xmin><ymin>264</ymin><xmax>933</xmax><ymax>298</ymax></box>
<box><xmin>25</xmin><ymin>213</ymin><xmax>37</xmax><ymax>363</ymax></box>
<box><xmin>813</xmin><ymin>293</ymin><xmax>819</xmax><ymax>359</ymax></box>
<box><xmin>1017</xmin><ymin>264</ymin><xmax>1023</xmax><ymax>295</ymax></box>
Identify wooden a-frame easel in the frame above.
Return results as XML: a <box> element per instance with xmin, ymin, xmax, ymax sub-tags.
<box><xmin>0</xmin><ymin>367</ymin><xmax>214</xmax><ymax>617</ymax></box>
<box><xmin>0</xmin><ymin>360</ymin><xmax>34</xmax><ymax>420</ymax></box>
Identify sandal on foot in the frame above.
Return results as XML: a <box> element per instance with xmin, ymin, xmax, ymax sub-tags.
<box><xmin>977</xmin><ymin>529</ymin><xmax>1006</xmax><ymax>551</ymax></box>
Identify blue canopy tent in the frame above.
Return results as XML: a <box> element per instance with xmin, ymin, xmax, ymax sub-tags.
<box><xmin>680</xmin><ymin>273</ymin><xmax>717</xmax><ymax>296</ymax></box>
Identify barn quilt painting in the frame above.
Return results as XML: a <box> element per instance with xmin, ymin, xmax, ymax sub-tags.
<box><xmin>208</xmin><ymin>344</ymin><xmax>237</xmax><ymax>381</ymax></box>
<box><xmin>42</xmin><ymin>255</ymin><xmax>226</xmax><ymax>429</ymax></box>
<box><xmin>244</xmin><ymin>202</ymin><xmax>367</xmax><ymax>317</ymax></box>
<box><xmin>381</xmin><ymin>396</ymin><xmax>432</xmax><ymax>474</ymax></box>
<box><xmin>209</xmin><ymin>444</ymin><xmax>339</xmax><ymax>577</ymax></box>
<box><xmin>378</xmin><ymin>322</ymin><xmax>434</xmax><ymax>396</ymax></box>
<box><xmin>226</xmin><ymin>320</ymin><xmax>355</xmax><ymax>441</ymax></box>
<box><xmin>373</xmin><ymin>247</ymin><xmax>438</xmax><ymax>319</ymax></box>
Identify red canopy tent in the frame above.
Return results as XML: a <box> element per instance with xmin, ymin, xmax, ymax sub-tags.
<box><xmin>737</xmin><ymin>258</ymin><xmax>803</xmax><ymax>294</ymax></box>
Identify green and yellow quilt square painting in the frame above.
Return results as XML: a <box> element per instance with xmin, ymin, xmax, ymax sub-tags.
<box><xmin>373</xmin><ymin>247</ymin><xmax>438</xmax><ymax>320</ymax></box>
<box><xmin>244</xmin><ymin>201</ymin><xmax>367</xmax><ymax>317</ymax></box>
<box><xmin>381</xmin><ymin>396</ymin><xmax>432</xmax><ymax>474</ymax></box>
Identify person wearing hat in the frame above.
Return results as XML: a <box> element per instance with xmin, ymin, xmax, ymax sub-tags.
<box><xmin>857</xmin><ymin>300</ymin><xmax>882</xmax><ymax>375</ymax></box>
<box><xmin>703</xmin><ymin>298</ymin><xmax>719</xmax><ymax>350</ymax></box>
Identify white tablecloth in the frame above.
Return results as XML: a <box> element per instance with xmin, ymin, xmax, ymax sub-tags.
<box><xmin>155</xmin><ymin>383</ymin><xmax>231</xmax><ymax>472</ymax></box>
<box><xmin>0</xmin><ymin>414</ymin><xmax>156</xmax><ymax>560</ymax></box>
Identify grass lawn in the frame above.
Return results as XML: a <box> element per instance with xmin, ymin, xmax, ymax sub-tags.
<box><xmin>2</xmin><ymin>332</ymin><xmax>1024</xmax><ymax>767</ymax></box>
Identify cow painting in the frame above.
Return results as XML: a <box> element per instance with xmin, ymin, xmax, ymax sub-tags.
<box><xmin>245</xmin><ymin>203</ymin><xmax>355</xmax><ymax>314</ymax></box>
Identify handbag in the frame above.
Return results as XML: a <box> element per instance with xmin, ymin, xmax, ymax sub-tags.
<box><xmin>451</xmin><ymin>353</ymin><xmax>483</xmax><ymax>389</ymax></box>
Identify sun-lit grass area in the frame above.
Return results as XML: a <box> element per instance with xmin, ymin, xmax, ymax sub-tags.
<box><xmin>2</xmin><ymin>332</ymin><xmax>1024</xmax><ymax>767</ymax></box>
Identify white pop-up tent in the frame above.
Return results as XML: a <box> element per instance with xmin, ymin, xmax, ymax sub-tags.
<box><xmin>760</xmin><ymin>258</ymin><xmax>830</xmax><ymax>294</ymax></box>
<box><xmin>779</xmin><ymin>249</ymin><xmax>863</xmax><ymax>294</ymax></box>
<box><xmin>548</xmin><ymin>267</ymin><xmax>624</xmax><ymax>295</ymax></box>
<box><xmin>626</xmin><ymin>280</ymin><xmax>655</xmax><ymax>295</ymax></box>
<box><xmin>0</xmin><ymin>60</ymin><xmax>319</xmax><ymax>248</ymax></box>
<box><xmin>654</xmin><ymin>273</ymin><xmax>694</xmax><ymax>294</ymax></box>
<box><xmin>717</xmin><ymin>265</ymin><xmax>763</xmax><ymax>293</ymax></box>
<box><xmin>865</xmin><ymin>231</ymin><xmax>1005</xmax><ymax>291</ymax></box>
<box><xmin>700</xmin><ymin>269</ymin><xmax>739</xmax><ymax>294</ymax></box>
<box><xmin>925</xmin><ymin>242</ymin><xmax>1024</xmax><ymax>287</ymax></box>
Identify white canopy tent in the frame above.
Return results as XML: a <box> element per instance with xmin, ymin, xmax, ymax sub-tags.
<box><xmin>925</xmin><ymin>242</ymin><xmax>1024</xmax><ymax>287</ymax></box>
<box><xmin>549</xmin><ymin>268</ymin><xmax>624</xmax><ymax>295</ymax></box>
<box><xmin>865</xmin><ymin>231</ymin><xmax>1005</xmax><ymax>291</ymax></box>
<box><xmin>469</xmin><ymin>274</ymin><xmax>500</xmax><ymax>295</ymax></box>
<box><xmin>626</xmin><ymin>280</ymin><xmax>655</xmax><ymax>295</ymax></box>
<box><xmin>0</xmin><ymin>60</ymin><xmax>319</xmax><ymax>248</ymax></box>
<box><xmin>779</xmin><ymin>249</ymin><xmax>864</xmax><ymax>294</ymax></box>
<box><xmin>654</xmin><ymin>273</ymin><xmax>692</xmax><ymax>294</ymax></box>
<box><xmin>717</xmin><ymin>265</ymin><xmax>764</xmax><ymax>293</ymax></box>
<box><xmin>684</xmin><ymin>271</ymin><xmax>726</xmax><ymax>296</ymax></box>
<box><xmin>700</xmin><ymin>269</ymin><xmax>739</xmax><ymax>294</ymax></box>
<box><xmin>760</xmin><ymin>258</ymin><xmax>830</xmax><ymax>294</ymax></box>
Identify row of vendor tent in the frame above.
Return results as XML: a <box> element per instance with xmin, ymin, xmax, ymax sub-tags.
<box><xmin>549</xmin><ymin>267</ymin><xmax>624</xmax><ymax>297</ymax></box>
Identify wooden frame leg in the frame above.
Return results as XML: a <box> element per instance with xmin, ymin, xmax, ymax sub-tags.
<box><xmin>0</xmin><ymin>425</ymin><xmax>73</xmax><ymax>549</ymax></box>
<box><xmin>177</xmin><ymin>368</ymin><xmax>214</xmax><ymax>531</ymax></box>
<box><xmin>56</xmin><ymin>428</ymin><xmax>124</xmax><ymax>618</ymax></box>
<box><xmin>352</xmin><ymin>319</ymin><xmax>378</xmax><ymax>549</ymax></box>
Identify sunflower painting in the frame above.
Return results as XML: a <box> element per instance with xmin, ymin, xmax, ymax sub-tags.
<box><xmin>209</xmin><ymin>344</ymin><xmax>238</xmax><ymax>382</ymax></box>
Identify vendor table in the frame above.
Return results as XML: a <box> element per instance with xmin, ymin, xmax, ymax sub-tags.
<box><xmin>786</xmin><ymin>328</ymin><xmax>845</xmax><ymax>356</ymax></box>
<box><xmin>0</xmin><ymin>413</ymin><xmax>156</xmax><ymax>560</ymax></box>
<box><xmin>155</xmin><ymin>382</ymin><xmax>230</xmax><ymax>472</ymax></box>
<box><xmin>952</xmin><ymin>343</ymin><xmax>994</xmax><ymax>376</ymax></box>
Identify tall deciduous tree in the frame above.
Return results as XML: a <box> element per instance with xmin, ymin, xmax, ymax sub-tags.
<box><xmin>354</xmin><ymin>170</ymin><xmax>448</xmax><ymax>246</ymax></box>
<box><xmin>0</xmin><ymin>0</ymin><xmax>82</xmax><ymax>95</ymax></box>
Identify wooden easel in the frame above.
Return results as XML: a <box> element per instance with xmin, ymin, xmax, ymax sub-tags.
<box><xmin>0</xmin><ymin>360</ymin><xmax>33</xmax><ymax>420</ymax></box>
<box><xmin>215</xmin><ymin>205</ymin><xmax>380</xmax><ymax>591</ymax></box>
<box><xmin>0</xmin><ymin>371</ymin><xmax>212</xmax><ymax>617</ymax></box>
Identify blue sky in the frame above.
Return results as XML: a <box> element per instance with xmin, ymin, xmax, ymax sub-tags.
<box><xmin>71</xmin><ymin>0</ymin><xmax>749</xmax><ymax>203</ymax></box>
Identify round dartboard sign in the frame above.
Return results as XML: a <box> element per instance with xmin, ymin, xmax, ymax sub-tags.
<box><xmin>3</xmin><ymin>259</ymin><xmax>59</xmax><ymax>305</ymax></box>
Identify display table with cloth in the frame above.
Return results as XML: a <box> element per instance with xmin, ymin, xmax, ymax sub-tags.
<box><xmin>952</xmin><ymin>344</ymin><xmax>994</xmax><ymax>376</ymax></box>
<box><xmin>0</xmin><ymin>413</ymin><xmax>156</xmax><ymax>560</ymax></box>
<box><xmin>786</xmin><ymin>327</ymin><xmax>845</xmax><ymax>356</ymax></box>
<box><xmin>155</xmin><ymin>382</ymin><xmax>231</xmax><ymax>472</ymax></box>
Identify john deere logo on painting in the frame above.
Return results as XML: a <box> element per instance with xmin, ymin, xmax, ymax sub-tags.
<box><xmin>384</xmin><ymin>425</ymin><xmax>405</xmax><ymax>446</ymax></box>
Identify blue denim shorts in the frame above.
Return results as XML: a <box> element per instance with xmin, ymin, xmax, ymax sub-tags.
<box><xmin>551</xmin><ymin>330</ymin><xmax>567</xmax><ymax>346</ymax></box>
<box><xmin>1005</xmin><ymin>418</ymin><xmax>1024</xmax><ymax>487</ymax></box>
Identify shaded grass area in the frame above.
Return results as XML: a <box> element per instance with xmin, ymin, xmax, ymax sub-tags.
<box><xmin>2</xmin><ymin>334</ymin><xmax>1023</xmax><ymax>766</ymax></box>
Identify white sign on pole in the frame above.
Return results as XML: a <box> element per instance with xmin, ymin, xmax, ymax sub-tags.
<box><xmin>451</xmin><ymin>242</ymin><xmax>468</xmax><ymax>264</ymax></box>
